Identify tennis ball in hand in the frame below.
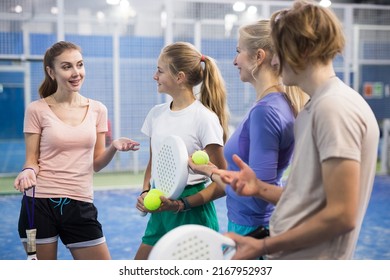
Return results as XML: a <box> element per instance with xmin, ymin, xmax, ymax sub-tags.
<box><xmin>143</xmin><ymin>193</ymin><xmax>162</xmax><ymax>211</ymax></box>
<box><xmin>148</xmin><ymin>188</ymin><xmax>165</xmax><ymax>197</ymax></box>
<box><xmin>192</xmin><ymin>150</ymin><xmax>210</xmax><ymax>165</ymax></box>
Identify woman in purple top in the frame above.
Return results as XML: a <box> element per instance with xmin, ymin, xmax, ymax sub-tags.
<box><xmin>224</xmin><ymin>91</ymin><xmax>296</xmax><ymax>232</ymax></box>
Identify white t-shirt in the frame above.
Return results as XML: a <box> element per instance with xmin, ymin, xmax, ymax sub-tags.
<box><xmin>142</xmin><ymin>100</ymin><xmax>224</xmax><ymax>185</ymax></box>
<box><xmin>269</xmin><ymin>77</ymin><xmax>379</xmax><ymax>259</ymax></box>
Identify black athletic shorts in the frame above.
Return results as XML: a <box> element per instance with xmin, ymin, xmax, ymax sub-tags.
<box><xmin>18</xmin><ymin>196</ymin><xmax>106</xmax><ymax>249</ymax></box>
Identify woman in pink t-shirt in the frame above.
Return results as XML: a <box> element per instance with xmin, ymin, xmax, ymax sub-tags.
<box><xmin>13</xmin><ymin>41</ymin><xmax>140</xmax><ymax>260</ymax></box>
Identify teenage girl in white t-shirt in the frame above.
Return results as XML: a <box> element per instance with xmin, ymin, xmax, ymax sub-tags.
<box><xmin>134</xmin><ymin>42</ymin><xmax>229</xmax><ymax>259</ymax></box>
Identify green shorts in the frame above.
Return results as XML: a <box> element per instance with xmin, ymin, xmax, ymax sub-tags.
<box><xmin>142</xmin><ymin>182</ymin><xmax>219</xmax><ymax>246</ymax></box>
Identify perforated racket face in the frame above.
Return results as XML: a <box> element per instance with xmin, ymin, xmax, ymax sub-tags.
<box><xmin>168</xmin><ymin>234</ymin><xmax>213</xmax><ymax>260</ymax></box>
<box><xmin>148</xmin><ymin>224</ymin><xmax>236</xmax><ymax>260</ymax></box>
<box><xmin>154</xmin><ymin>135</ymin><xmax>189</xmax><ymax>199</ymax></box>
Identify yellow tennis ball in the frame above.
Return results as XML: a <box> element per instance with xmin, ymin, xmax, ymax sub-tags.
<box><xmin>148</xmin><ymin>188</ymin><xmax>165</xmax><ymax>197</ymax></box>
<box><xmin>192</xmin><ymin>150</ymin><xmax>209</xmax><ymax>165</ymax></box>
<box><xmin>143</xmin><ymin>193</ymin><xmax>162</xmax><ymax>211</ymax></box>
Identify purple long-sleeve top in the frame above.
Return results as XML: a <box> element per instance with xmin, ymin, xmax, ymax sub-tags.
<box><xmin>224</xmin><ymin>92</ymin><xmax>295</xmax><ymax>226</ymax></box>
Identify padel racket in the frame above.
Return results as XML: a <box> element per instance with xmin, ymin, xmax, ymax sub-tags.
<box><xmin>139</xmin><ymin>135</ymin><xmax>189</xmax><ymax>216</ymax></box>
<box><xmin>26</xmin><ymin>228</ymin><xmax>37</xmax><ymax>260</ymax></box>
<box><xmin>24</xmin><ymin>187</ymin><xmax>38</xmax><ymax>260</ymax></box>
<box><xmin>148</xmin><ymin>224</ymin><xmax>236</xmax><ymax>260</ymax></box>
<box><xmin>246</xmin><ymin>225</ymin><xmax>269</xmax><ymax>239</ymax></box>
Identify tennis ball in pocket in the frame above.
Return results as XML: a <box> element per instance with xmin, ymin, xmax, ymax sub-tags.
<box><xmin>143</xmin><ymin>193</ymin><xmax>162</xmax><ymax>211</ymax></box>
<box><xmin>192</xmin><ymin>150</ymin><xmax>210</xmax><ymax>165</ymax></box>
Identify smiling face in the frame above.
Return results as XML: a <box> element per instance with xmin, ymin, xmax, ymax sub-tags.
<box><xmin>233</xmin><ymin>37</ymin><xmax>257</xmax><ymax>83</ymax></box>
<box><xmin>153</xmin><ymin>55</ymin><xmax>177</xmax><ymax>94</ymax></box>
<box><xmin>47</xmin><ymin>49</ymin><xmax>85</xmax><ymax>94</ymax></box>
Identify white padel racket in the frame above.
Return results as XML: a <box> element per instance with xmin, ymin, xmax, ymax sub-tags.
<box><xmin>24</xmin><ymin>187</ymin><xmax>38</xmax><ymax>260</ymax></box>
<box><xmin>148</xmin><ymin>224</ymin><xmax>236</xmax><ymax>260</ymax></box>
<box><xmin>139</xmin><ymin>135</ymin><xmax>189</xmax><ymax>216</ymax></box>
<box><xmin>26</xmin><ymin>228</ymin><xmax>38</xmax><ymax>260</ymax></box>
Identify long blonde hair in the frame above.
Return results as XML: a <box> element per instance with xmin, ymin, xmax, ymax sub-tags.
<box><xmin>160</xmin><ymin>42</ymin><xmax>229</xmax><ymax>142</ymax></box>
<box><xmin>239</xmin><ymin>20</ymin><xmax>309</xmax><ymax>116</ymax></box>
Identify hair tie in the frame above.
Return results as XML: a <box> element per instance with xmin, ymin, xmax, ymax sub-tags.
<box><xmin>200</xmin><ymin>55</ymin><xmax>205</xmax><ymax>62</ymax></box>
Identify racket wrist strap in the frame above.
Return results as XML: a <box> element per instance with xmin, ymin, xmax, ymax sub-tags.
<box><xmin>174</xmin><ymin>200</ymin><xmax>182</xmax><ymax>213</ymax></box>
<box><xmin>22</xmin><ymin>167</ymin><xmax>37</xmax><ymax>176</ymax></box>
<box><xmin>139</xmin><ymin>189</ymin><xmax>149</xmax><ymax>196</ymax></box>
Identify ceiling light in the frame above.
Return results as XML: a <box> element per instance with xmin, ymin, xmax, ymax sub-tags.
<box><xmin>14</xmin><ymin>5</ymin><xmax>23</xmax><ymax>13</ymax></box>
<box><xmin>233</xmin><ymin>2</ymin><xmax>246</xmax><ymax>12</ymax></box>
<box><xmin>51</xmin><ymin>7</ymin><xmax>58</xmax><ymax>15</ymax></box>
<box><xmin>106</xmin><ymin>0</ymin><xmax>120</xmax><ymax>5</ymax></box>
<box><xmin>120</xmin><ymin>0</ymin><xmax>129</xmax><ymax>8</ymax></box>
<box><xmin>319</xmin><ymin>0</ymin><xmax>332</xmax><ymax>7</ymax></box>
<box><xmin>97</xmin><ymin>11</ymin><xmax>105</xmax><ymax>20</ymax></box>
<box><xmin>247</xmin><ymin>5</ymin><xmax>257</xmax><ymax>15</ymax></box>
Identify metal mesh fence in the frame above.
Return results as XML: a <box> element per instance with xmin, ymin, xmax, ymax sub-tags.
<box><xmin>1</xmin><ymin>0</ymin><xmax>389</xmax><ymax>175</ymax></box>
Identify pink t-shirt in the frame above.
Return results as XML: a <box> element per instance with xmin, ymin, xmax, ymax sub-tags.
<box><xmin>24</xmin><ymin>98</ymin><xmax>108</xmax><ymax>203</ymax></box>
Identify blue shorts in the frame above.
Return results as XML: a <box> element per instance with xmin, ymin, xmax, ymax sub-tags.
<box><xmin>228</xmin><ymin>220</ymin><xmax>260</xmax><ymax>236</ymax></box>
<box><xmin>18</xmin><ymin>196</ymin><xmax>106</xmax><ymax>249</ymax></box>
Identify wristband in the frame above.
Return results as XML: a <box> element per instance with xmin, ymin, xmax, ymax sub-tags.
<box><xmin>174</xmin><ymin>200</ymin><xmax>182</xmax><ymax>214</ymax></box>
<box><xmin>22</xmin><ymin>167</ymin><xmax>36</xmax><ymax>176</ymax></box>
<box><xmin>180</xmin><ymin>197</ymin><xmax>191</xmax><ymax>211</ymax></box>
<box><xmin>139</xmin><ymin>189</ymin><xmax>150</xmax><ymax>196</ymax></box>
<box><xmin>263</xmin><ymin>237</ymin><xmax>269</xmax><ymax>255</ymax></box>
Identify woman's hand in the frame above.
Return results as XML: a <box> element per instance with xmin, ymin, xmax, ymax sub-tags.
<box><xmin>112</xmin><ymin>137</ymin><xmax>140</xmax><ymax>151</ymax></box>
<box><xmin>188</xmin><ymin>154</ymin><xmax>217</xmax><ymax>177</ymax></box>
<box><xmin>14</xmin><ymin>168</ymin><xmax>37</xmax><ymax>193</ymax></box>
<box><xmin>212</xmin><ymin>154</ymin><xmax>260</xmax><ymax>197</ymax></box>
<box><xmin>136</xmin><ymin>192</ymin><xmax>182</xmax><ymax>213</ymax></box>
<box><xmin>158</xmin><ymin>196</ymin><xmax>182</xmax><ymax>212</ymax></box>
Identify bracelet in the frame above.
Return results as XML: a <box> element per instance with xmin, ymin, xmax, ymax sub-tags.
<box><xmin>174</xmin><ymin>200</ymin><xmax>182</xmax><ymax>214</ymax></box>
<box><xmin>210</xmin><ymin>172</ymin><xmax>215</xmax><ymax>182</ymax></box>
<box><xmin>22</xmin><ymin>167</ymin><xmax>36</xmax><ymax>176</ymax></box>
<box><xmin>263</xmin><ymin>237</ymin><xmax>269</xmax><ymax>255</ymax></box>
<box><xmin>139</xmin><ymin>189</ymin><xmax>150</xmax><ymax>196</ymax></box>
<box><xmin>180</xmin><ymin>197</ymin><xmax>191</xmax><ymax>211</ymax></box>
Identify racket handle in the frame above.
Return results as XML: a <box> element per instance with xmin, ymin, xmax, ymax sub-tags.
<box><xmin>26</xmin><ymin>228</ymin><xmax>37</xmax><ymax>253</ymax></box>
<box><xmin>26</xmin><ymin>228</ymin><xmax>38</xmax><ymax>260</ymax></box>
<box><xmin>27</xmin><ymin>253</ymin><xmax>38</xmax><ymax>260</ymax></box>
<box><xmin>245</xmin><ymin>226</ymin><xmax>269</xmax><ymax>239</ymax></box>
<box><xmin>222</xmin><ymin>236</ymin><xmax>237</xmax><ymax>260</ymax></box>
<box><xmin>138</xmin><ymin>209</ymin><xmax>147</xmax><ymax>216</ymax></box>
